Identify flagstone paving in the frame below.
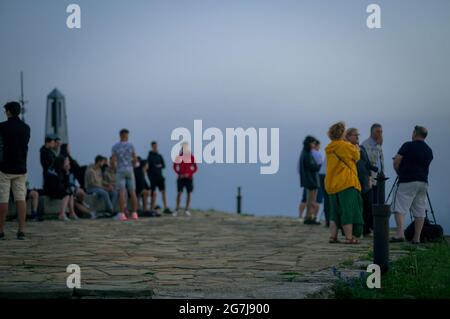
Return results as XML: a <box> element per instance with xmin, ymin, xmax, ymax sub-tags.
<box><xmin>0</xmin><ymin>211</ymin><xmax>398</xmax><ymax>299</ymax></box>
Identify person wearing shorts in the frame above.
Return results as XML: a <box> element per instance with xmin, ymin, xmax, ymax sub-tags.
<box><xmin>173</xmin><ymin>142</ymin><xmax>198</xmax><ymax>217</ymax></box>
<box><xmin>0</xmin><ymin>102</ymin><xmax>31</xmax><ymax>240</ymax></box>
<box><xmin>112</xmin><ymin>129</ymin><xmax>139</xmax><ymax>221</ymax></box>
<box><xmin>147</xmin><ymin>141</ymin><xmax>171</xmax><ymax>214</ymax></box>
<box><xmin>391</xmin><ymin>126</ymin><xmax>433</xmax><ymax>244</ymax></box>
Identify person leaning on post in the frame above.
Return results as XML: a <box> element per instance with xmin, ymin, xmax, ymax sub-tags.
<box><xmin>0</xmin><ymin>101</ymin><xmax>31</xmax><ymax>240</ymax></box>
<box><xmin>325</xmin><ymin>121</ymin><xmax>364</xmax><ymax>244</ymax></box>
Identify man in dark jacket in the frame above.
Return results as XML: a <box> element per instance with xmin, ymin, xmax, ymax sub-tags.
<box><xmin>346</xmin><ymin>128</ymin><xmax>378</xmax><ymax>236</ymax></box>
<box><xmin>40</xmin><ymin>135</ymin><xmax>57</xmax><ymax>186</ymax></box>
<box><xmin>0</xmin><ymin>102</ymin><xmax>31</xmax><ymax>240</ymax></box>
<box><xmin>299</xmin><ymin>136</ymin><xmax>321</xmax><ymax>225</ymax></box>
<box><xmin>147</xmin><ymin>141</ymin><xmax>171</xmax><ymax>214</ymax></box>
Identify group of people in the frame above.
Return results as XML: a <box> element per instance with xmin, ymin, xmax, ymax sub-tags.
<box><xmin>0</xmin><ymin>100</ymin><xmax>435</xmax><ymax>244</ymax></box>
<box><xmin>299</xmin><ymin>122</ymin><xmax>433</xmax><ymax>245</ymax></box>
<box><xmin>0</xmin><ymin>99</ymin><xmax>202</xmax><ymax>240</ymax></box>
<box><xmin>40</xmin><ymin>129</ymin><xmax>199</xmax><ymax>222</ymax></box>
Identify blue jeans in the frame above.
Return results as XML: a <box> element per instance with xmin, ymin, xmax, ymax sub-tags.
<box><xmin>87</xmin><ymin>187</ymin><xmax>117</xmax><ymax>212</ymax></box>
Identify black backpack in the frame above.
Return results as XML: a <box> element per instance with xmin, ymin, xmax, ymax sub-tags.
<box><xmin>404</xmin><ymin>193</ymin><xmax>444</xmax><ymax>243</ymax></box>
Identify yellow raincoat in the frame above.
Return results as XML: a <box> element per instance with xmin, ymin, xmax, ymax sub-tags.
<box><xmin>324</xmin><ymin>140</ymin><xmax>361</xmax><ymax>195</ymax></box>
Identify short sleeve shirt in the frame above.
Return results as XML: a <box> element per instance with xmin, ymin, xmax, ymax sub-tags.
<box><xmin>397</xmin><ymin>140</ymin><xmax>433</xmax><ymax>183</ymax></box>
<box><xmin>112</xmin><ymin>142</ymin><xmax>135</xmax><ymax>172</ymax></box>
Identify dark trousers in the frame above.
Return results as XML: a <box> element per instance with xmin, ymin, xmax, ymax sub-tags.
<box><xmin>362</xmin><ymin>189</ymin><xmax>373</xmax><ymax>235</ymax></box>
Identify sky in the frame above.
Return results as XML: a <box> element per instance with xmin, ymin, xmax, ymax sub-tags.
<box><xmin>1</xmin><ymin>0</ymin><xmax>450</xmax><ymax>233</ymax></box>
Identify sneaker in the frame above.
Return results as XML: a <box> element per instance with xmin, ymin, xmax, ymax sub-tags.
<box><xmin>163</xmin><ymin>208</ymin><xmax>173</xmax><ymax>215</ymax></box>
<box><xmin>184</xmin><ymin>210</ymin><xmax>191</xmax><ymax>217</ymax></box>
<box><xmin>152</xmin><ymin>210</ymin><xmax>162</xmax><ymax>217</ymax></box>
<box><xmin>131</xmin><ymin>212</ymin><xmax>139</xmax><ymax>220</ymax></box>
<box><xmin>89</xmin><ymin>211</ymin><xmax>97</xmax><ymax>220</ymax></box>
<box><xmin>0</xmin><ymin>232</ymin><xmax>4</xmax><ymax>240</ymax></box>
<box><xmin>30</xmin><ymin>212</ymin><xmax>38</xmax><ymax>222</ymax></box>
<box><xmin>59</xmin><ymin>214</ymin><xmax>70</xmax><ymax>221</ymax></box>
<box><xmin>16</xmin><ymin>231</ymin><xmax>25</xmax><ymax>240</ymax></box>
<box><xmin>69</xmin><ymin>213</ymin><xmax>79</xmax><ymax>220</ymax></box>
<box><xmin>114</xmin><ymin>213</ymin><xmax>128</xmax><ymax>221</ymax></box>
<box><xmin>172</xmin><ymin>210</ymin><xmax>179</xmax><ymax>217</ymax></box>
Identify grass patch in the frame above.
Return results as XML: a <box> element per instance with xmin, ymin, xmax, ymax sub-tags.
<box><xmin>341</xmin><ymin>259</ymin><xmax>354</xmax><ymax>267</ymax></box>
<box><xmin>144</xmin><ymin>271</ymin><xmax>155</xmax><ymax>276</ymax></box>
<box><xmin>281</xmin><ymin>271</ymin><xmax>303</xmax><ymax>282</ymax></box>
<box><xmin>332</xmin><ymin>241</ymin><xmax>450</xmax><ymax>299</ymax></box>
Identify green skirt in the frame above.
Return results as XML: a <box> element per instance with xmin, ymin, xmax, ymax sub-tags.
<box><xmin>329</xmin><ymin>187</ymin><xmax>364</xmax><ymax>238</ymax></box>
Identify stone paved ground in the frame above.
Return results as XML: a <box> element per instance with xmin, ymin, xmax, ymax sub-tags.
<box><xmin>0</xmin><ymin>211</ymin><xmax>402</xmax><ymax>299</ymax></box>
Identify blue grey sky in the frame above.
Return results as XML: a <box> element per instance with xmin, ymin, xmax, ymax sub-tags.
<box><xmin>1</xmin><ymin>0</ymin><xmax>450</xmax><ymax>232</ymax></box>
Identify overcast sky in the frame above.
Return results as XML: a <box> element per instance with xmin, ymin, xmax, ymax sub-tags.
<box><xmin>1</xmin><ymin>0</ymin><xmax>449</xmax><ymax>232</ymax></box>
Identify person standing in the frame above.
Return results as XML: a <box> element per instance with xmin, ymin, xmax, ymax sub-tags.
<box><xmin>0</xmin><ymin>102</ymin><xmax>31</xmax><ymax>240</ymax></box>
<box><xmin>147</xmin><ymin>141</ymin><xmax>171</xmax><ymax>215</ymax></box>
<box><xmin>390</xmin><ymin>126</ymin><xmax>433</xmax><ymax>244</ymax></box>
<box><xmin>112</xmin><ymin>129</ymin><xmax>139</xmax><ymax>221</ymax></box>
<box><xmin>362</xmin><ymin>123</ymin><xmax>384</xmax><ymax>204</ymax></box>
<box><xmin>299</xmin><ymin>136</ymin><xmax>321</xmax><ymax>225</ymax></box>
<box><xmin>173</xmin><ymin>142</ymin><xmax>198</xmax><ymax>217</ymax></box>
<box><xmin>134</xmin><ymin>159</ymin><xmax>153</xmax><ymax>215</ymax></box>
<box><xmin>325</xmin><ymin>122</ymin><xmax>363</xmax><ymax>244</ymax></box>
<box><xmin>346</xmin><ymin>128</ymin><xmax>378</xmax><ymax>237</ymax></box>
<box><xmin>313</xmin><ymin>140</ymin><xmax>329</xmax><ymax>227</ymax></box>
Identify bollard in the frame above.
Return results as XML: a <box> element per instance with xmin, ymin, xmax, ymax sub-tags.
<box><xmin>237</xmin><ymin>187</ymin><xmax>242</xmax><ymax>214</ymax></box>
<box><xmin>372</xmin><ymin>174</ymin><xmax>391</xmax><ymax>274</ymax></box>
<box><xmin>376</xmin><ymin>173</ymin><xmax>388</xmax><ymax>204</ymax></box>
<box><xmin>372</xmin><ymin>203</ymin><xmax>391</xmax><ymax>273</ymax></box>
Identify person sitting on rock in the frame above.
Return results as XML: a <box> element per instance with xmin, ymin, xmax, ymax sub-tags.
<box><xmin>85</xmin><ymin>155</ymin><xmax>117</xmax><ymax>216</ymax></box>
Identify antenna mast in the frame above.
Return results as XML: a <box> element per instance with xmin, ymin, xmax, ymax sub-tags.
<box><xmin>19</xmin><ymin>71</ymin><xmax>27</xmax><ymax>122</ymax></box>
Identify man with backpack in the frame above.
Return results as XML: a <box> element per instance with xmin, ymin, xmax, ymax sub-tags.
<box><xmin>390</xmin><ymin>126</ymin><xmax>433</xmax><ymax>244</ymax></box>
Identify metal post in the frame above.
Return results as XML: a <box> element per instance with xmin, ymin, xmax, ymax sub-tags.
<box><xmin>372</xmin><ymin>174</ymin><xmax>391</xmax><ymax>274</ymax></box>
<box><xmin>19</xmin><ymin>71</ymin><xmax>27</xmax><ymax>122</ymax></box>
<box><xmin>237</xmin><ymin>187</ymin><xmax>242</xmax><ymax>214</ymax></box>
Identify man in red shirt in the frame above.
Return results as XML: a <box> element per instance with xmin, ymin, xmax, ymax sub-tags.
<box><xmin>173</xmin><ymin>142</ymin><xmax>198</xmax><ymax>216</ymax></box>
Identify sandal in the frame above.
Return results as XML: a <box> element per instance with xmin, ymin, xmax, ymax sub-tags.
<box><xmin>344</xmin><ymin>237</ymin><xmax>360</xmax><ymax>245</ymax></box>
<box><xmin>329</xmin><ymin>237</ymin><xmax>340</xmax><ymax>244</ymax></box>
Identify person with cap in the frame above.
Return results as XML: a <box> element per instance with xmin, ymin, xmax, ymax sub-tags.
<box><xmin>0</xmin><ymin>102</ymin><xmax>31</xmax><ymax>240</ymax></box>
